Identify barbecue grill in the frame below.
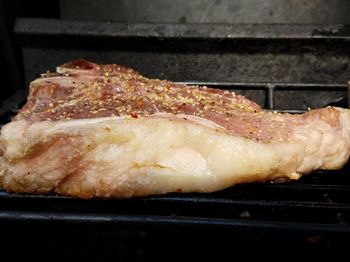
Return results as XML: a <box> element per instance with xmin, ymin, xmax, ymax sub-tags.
<box><xmin>1</xmin><ymin>3</ymin><xmax>350</xmax><ymax>259</ymax></box>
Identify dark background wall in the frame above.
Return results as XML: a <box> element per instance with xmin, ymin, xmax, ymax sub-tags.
<box><xmin>61</xmin><ymin>0</ymin><xmax>350</xmax><ymax>24</ymax></box>
<box><xmin>0</xmin><ymin>0</ymin><xmax>59</xmax><ymax>99</ymax></box>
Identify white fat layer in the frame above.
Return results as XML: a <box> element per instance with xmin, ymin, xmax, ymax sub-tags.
<box><xmin>1</xmin><ymin>108</ymin><xmax>350</xmax><ymax>197</ymax></box>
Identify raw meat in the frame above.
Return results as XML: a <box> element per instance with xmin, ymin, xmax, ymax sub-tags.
<box><xmin>0</xmin><ymin>60</ymin><xmax>349</xmax><ymax>198</ymax></box>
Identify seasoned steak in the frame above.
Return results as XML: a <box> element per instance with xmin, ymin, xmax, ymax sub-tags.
<box><xmin>0</xmin><ymin>60</ymin><xmax>349</xmax><ymax>198</ymax></box>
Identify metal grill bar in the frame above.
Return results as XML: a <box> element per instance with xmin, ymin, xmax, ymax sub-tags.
<box><xmin>15</xmin><ymin>19</ymin><xmax>350</xmax><ymax>41</ymax></box>
<box><xmin>0</xmin><ymin>210</ymin><xmax>349</xmax><ymax>234</ymax></box>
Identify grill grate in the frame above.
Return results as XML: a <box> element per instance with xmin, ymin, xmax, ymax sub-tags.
<box><xmin>0</xmin><ymin>83</ymin><xmax>350</xmax><ymax>236</ymax></box>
